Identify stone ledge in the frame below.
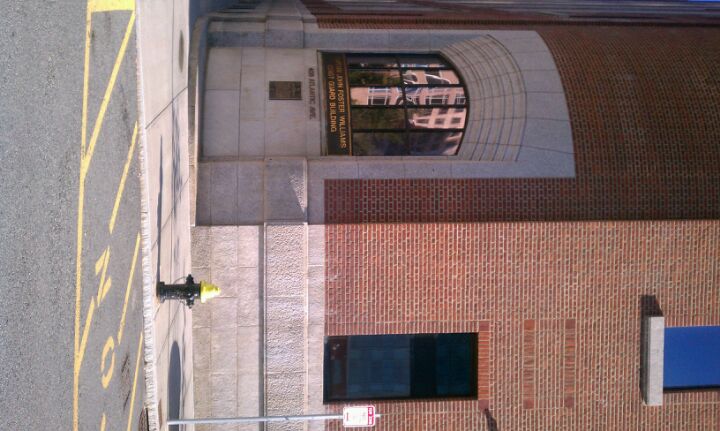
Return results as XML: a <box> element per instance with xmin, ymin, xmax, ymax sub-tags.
<box><xmin>642</xmin><ymin>315</ymin><xmax>665</xmax><ymax>406</ymax></box>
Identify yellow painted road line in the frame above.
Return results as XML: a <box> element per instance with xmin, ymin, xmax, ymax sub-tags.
<box><xmin>81</xmin><ymin>10</ymin><xmax>135</xmax><ymax>173</ymax></box>
<box><xmin>75</xmin><ymin>7</ymin><xmax>136</xmax><ymax>430</ymax></box>
<box><xmin>100</xmin><ymin>414</ymin><xmax>107</xmax><ymax>431</ymax></box>
<box><xmin>90</xmin><ymin>0</ymin><xmax>135</xmax><ymax>12</ymax></box>
<box><xmin>101</xmin><ymin>336</ymin><xmax>116</xmax><ymax>388</ymax></box>
<box><xmin>109</xmin><ymin>122</ymin><xmax>138</xmax><ymax>234</ymax></box>
<box><xmin>81</xmin><ymin>5</ymin><xmax>92</xmax><ymax>155</ymax></box>
<box><xmin>75</xmin><ymin>3</ymin><xmax>93</xmax><ymax>426</ymax></box>
<box><xmin>95</xmin><ymin>247</ymin><xmax>112</xmax><ymax>305</ymax></box>
<box><xmin>73</xmin><ymin>174</ymin><xmax>85</xmax><ymax>431</ymax></box>
<box><xmin>126</xmin><ymin>333</ymin><xmax>144</xmax><ymax>431</ymax></box>
<box><xmin>77</xmin><ymin>299</ymin><xmax>96</xmax><ymax>374</ymax></box>
<box><xmin>117</xmin><ymin>233</ymin><xmax>141</xmax><ymax>345</ymax></box>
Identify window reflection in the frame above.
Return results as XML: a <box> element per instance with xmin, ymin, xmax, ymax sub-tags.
<box><xmin>398</xmin><ymin>55</ymin><xmax>449</xmax><ymax>68</ymax></box>
<box><xmin>347</xmin><ymin>56</ymin><xmax>398</xmax><ymax>69</ymax></box>
<box><xmin>351</xmin><ymin>87</ymin><xmax>404</xmax><ymax>106</ymax></box>
<box><xmin>402</xmin><ymin>69</ymin><xmax>460</xmax><ymax>85</ymax></box>
<box><xmin>348</xmin><ymin>70</ymin><xmax>401</xmax><ymax>86</ymax></box>
<box><xmin>353</xmin><ymin>133</ymin><xmax>408</xmax><ymax>156</ymax></box>
<box><xmin>338</xmin><ymin>53</ymin><xmax>467</xmax><ymax>156</ymax></box>
<box><xmin>408</xmin><ymin>108</ymin><xmax>466</xmax><ymax>129</ymax></box>
<box><xmin>408</xmin><ymin>132</ymin><xmax>461</xmax><ymax>156</ymax></box>
<box><xmin>404</xmin><ymin>87</ymin><xmax>466</xmax><ymax>106</ymax></box>
<box><xmin>352</xmin><ymin>108</ymin><xmax>405</xmax><ymax>129</ymax></box>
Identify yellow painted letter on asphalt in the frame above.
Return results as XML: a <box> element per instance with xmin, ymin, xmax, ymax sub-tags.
<box><xmin>90</xmin><ymin>0</ymin><xmax>135</xmax><ymax>13</ymax></box>
<box><xmin>95</xmin><ymin>247</ymin><xmax>112</xmax><ymax>305</ymax></box>
<box><xmin>117</xmin><ymin>233</ymin><xmax>140</xmax><ymax>345</ymax></box>
<box><xmin>126</xmin><ymin>333</ymin><xmax>143</xmax><ymax>431</ymax></box>
<box><xmin>75</xmin><ymin>3</ymin><xmax>136</xmax><ymax>429</ymax></box>
<box><xmin>109</xmin><ymin>122</ymin><xmax>138</xmax><ymax>234</ymax></box>
<box><xmin>100</xmin><ymin>336</ymin><xmax>115</xmax><ymax>388</ymax></box>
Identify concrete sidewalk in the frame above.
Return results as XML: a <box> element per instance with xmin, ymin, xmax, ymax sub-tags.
<box><xmin>189</xmin><ymin>2</ymin><xmax>326</xmax><ymax>430</ymax></box>
<box><xmin>135</xmin><ymin>1</ymin><xmax>194</xmax><ymax>430</ymax></box>
<box><xmin>136</xmin><ymin>1</ymin><xmax>242</xmax><ymax>429</ymax></box>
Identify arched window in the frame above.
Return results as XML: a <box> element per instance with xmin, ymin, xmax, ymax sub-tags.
<box><xmin>323</xmin><ymin>53</ymin><xmax>468</xmax><ymax>156</ymax></box>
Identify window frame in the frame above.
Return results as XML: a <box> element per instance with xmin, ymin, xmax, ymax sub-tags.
<box><xmin>323</xmin><ymin>52</ymin><xmax>469</xmax><ymax>156</ymax></box>
<box><xmin>323</xmin><ymin>332</ymin><xmax>479</xmax><ymax>403</ymax></box>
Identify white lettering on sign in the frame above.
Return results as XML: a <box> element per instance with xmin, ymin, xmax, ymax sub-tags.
<box><xmin>343</xmin><ymin>405</ymin><xmax>376</xmax><ymax>428</ymax></box>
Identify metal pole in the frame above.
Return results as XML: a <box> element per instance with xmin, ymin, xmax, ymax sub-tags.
<box><xmin>168</xmin><ymin>413</ymin><xmax>345</xmax><ymax>426</ymax></box>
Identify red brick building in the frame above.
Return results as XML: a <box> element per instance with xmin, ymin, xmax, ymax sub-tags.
<box><xmin>190</xmin><ymin>1</ymin><xmax>720</xmax><ymax>430</ymax></box>
<box><xmin>309</xmin><ymin>2</ymin><xmax>720</xmax><ymax>430</ymax></box>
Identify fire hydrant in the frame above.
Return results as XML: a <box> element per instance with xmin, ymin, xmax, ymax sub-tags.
<box><xmin>156</xmin><ymin>274</ymin><xmax>220</xmax><ymax>308</ymax></box>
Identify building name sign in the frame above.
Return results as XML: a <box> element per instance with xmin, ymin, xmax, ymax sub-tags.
<box><xmin>322</xmin><ymin>53</ymin><xmax>352</xmax><ymax>155</ymax></box>
<box><xmin>308</xmin><ymin>67</ymin><xmax>317</xmax><ymax>120</ymax></box>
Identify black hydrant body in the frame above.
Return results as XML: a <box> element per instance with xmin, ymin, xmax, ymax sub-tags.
<box><xmin>157</xmin><ymin>274</ymin><xmax>202</xmax><ymax>308</ymax></box>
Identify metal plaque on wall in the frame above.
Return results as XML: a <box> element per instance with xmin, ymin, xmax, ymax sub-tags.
<box><xmin>269</xmin><ymin>81</ymin><xmax>302</xmax><ymax>100</ymax></box>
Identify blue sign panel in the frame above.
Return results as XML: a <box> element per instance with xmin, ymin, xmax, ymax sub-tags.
<box><xmin>664</xmin><ymin>326</ymin><xmax>720</xmax><ymax>389</ymax></box>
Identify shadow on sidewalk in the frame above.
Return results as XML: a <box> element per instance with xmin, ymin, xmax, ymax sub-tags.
<box><xmin>168</xmin><ymin>341</ymin><xmax>181</xmax><ymax>430</ymax></box>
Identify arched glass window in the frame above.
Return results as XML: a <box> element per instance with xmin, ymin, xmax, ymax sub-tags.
<box><xmin>322</xmin><ymin>53</ymin><xmax>468</xmax><ymax>156</ymax></box>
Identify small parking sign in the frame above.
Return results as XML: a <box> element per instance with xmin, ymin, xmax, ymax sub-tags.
<box><xmin>342</xmin><ymin>405</ymin><xmax>376</xmax><ymax>428</ymax></box>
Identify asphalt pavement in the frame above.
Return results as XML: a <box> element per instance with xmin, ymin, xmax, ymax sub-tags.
<box><xmin>0</xmin><ymin>1</ymin><xmax>146</xmax><ymax>430</ymax></box>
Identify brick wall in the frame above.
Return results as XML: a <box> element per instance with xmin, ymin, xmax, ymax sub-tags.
<box><xmin>321</xmin><ymin>22</ymin><xmax>720</xmax><ymax>431</ymax></box>
<box><xmin>324</xmin><ymin>221</ymin><xmax>720</xmax><ymax>430</ymax></box>
<box><xmin>325</xmin><ymin>26</ymin><xmax>720</xmax><ymax>224</ymax></box>
<box><xmin>301</xmin><ymin>0</ymin><xmax>720</xmax><ymax>27</ymax></box>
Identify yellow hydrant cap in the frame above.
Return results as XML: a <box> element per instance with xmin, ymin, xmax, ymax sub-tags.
<box><xmin>199</xmin><ymin>281</ymin><xmax>221</xmax><ymax>303</ymax></box>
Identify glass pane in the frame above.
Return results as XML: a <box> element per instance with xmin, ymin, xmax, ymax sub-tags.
<box><xmin>408</xmin><ymin>131</ymin><xmax>462</xmax><ymax>155</ymax></box>
<box><xmin>325</xmin><ymin>337</ymin><xmax>348</xmax><ymax>400</ymax></box>
<box><xmin>408</xmin><ymin>108</ymin><xmax>466</xmax><ymax>129</ymax></box>
<box><xmin>346</xmin><ymin>55</ymin><xmax>397</xmax><ymax>69</ymax></box>
<box><xmin>434</xmin><ymin>333</ymin><xmax>476</xmax><ymax>397</ymax></box>
<box><xmin>402</xmin><ymin>69</ymin><xmax>460</xmax><ymax>85</ymax></box>
<box><xmin>352</xmin><ymin>108</ymin><xmax>406</xmax><ymax>130</ymax></box>
<box><xmin>353</xmin><ymin>132</ymin><xmax>408</xmax><ymax>156</ymax></box>
<box><xmin>398</xmin><ymin>55</ymin><xmax>448</xmax><ymax>68</ymax></box>
<box><xmin>324</xmin><ymin>333</ymin><xmax>477</xmax><ymax>401</ymax></box>
<box><xmin>349</xmin><ymin>70</ymin><xmax>401</xmax><ymax>86</ymax></box>
<box><xmin>410</xmin><ymin>335</ymin><xmax>437</xmax><ymax>397</ymax></box>
<box><xmin>345</xmin><ymin>335</ymin><xmax>412</xmax><ymax>398</ymax></box>
<box><xmin>404</xmin><ymin>87</ymin><xmax>466</xmax><ymax>106</ymax></box>
<box><xmin>350</xmin><ymin>87</ymin><xmax>404</xmax><ymax>106</ymax></box>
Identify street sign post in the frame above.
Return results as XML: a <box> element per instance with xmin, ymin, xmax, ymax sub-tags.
<box><xmin>343</xmin><ymin>405</ymin><xmax>376</xmax><ymax>428</ymax></box>
<box><xmin>167</xmin><ymin>407</ymin><xmax>380</xmax><ymax>428</ymax></box>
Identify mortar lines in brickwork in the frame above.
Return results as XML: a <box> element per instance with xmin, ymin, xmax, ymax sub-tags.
<box><xmin>323</xmin><ymin>220</ymin><xmax>720</xmax><ymax>430</ymax></box>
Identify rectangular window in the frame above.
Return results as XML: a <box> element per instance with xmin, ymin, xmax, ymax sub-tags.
<box><xmin>351</xmin><ymin>108</ymin><xmax>405</xmax><ymax>130</ymax></box>
<box><xmin>350</xmin><ymin>87</ymin><xmax>403</xmax><ymax>106</ymax></box>
<box><xmin>348</xmin><ymin>70</ymin><xmax>402</xmax><ymax>86</ymax></box>
<box><xmin>324</xmin><ymin>333</ymin><xmax>478</xmax><ymax>402</ymax></box>
<box><xmin>352</xmin><ymin>132</ymin><xmax>408</xmax><ymax>156</ymax></box>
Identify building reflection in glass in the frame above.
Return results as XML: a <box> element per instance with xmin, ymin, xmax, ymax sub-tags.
<box><xmin>338</xmin><ymin>53</ymin><xmax>467</xmax><ymax>156</ymax></box>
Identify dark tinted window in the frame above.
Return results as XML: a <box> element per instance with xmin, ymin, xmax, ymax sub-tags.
<box><xmin>324</xmin><ymin>333</ymin><xmax>478</xmax><ymax>402</ymax></box>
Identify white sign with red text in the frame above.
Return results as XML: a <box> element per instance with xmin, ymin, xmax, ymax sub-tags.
<box><xmin>342</xmin><ymin>405</ymin><xmax>376</xmax><ymax>428</ymax></box>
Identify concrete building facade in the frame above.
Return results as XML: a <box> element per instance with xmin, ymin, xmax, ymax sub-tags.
<box><xmin>188</xmin><ymin>1</ymin><xmax>720</xmax><ymax>430</ymax></box>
